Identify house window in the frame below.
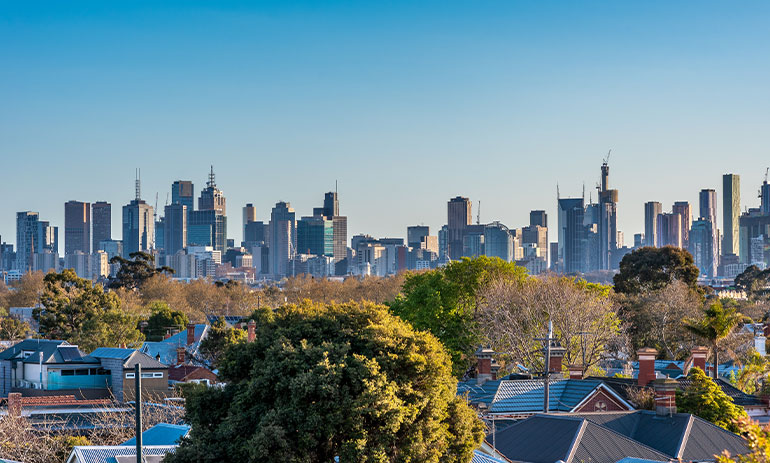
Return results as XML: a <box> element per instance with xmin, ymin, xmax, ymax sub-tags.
<box><xmin>62</xmin><ymin>370</ymin><xmax>75</xmax><ymax>376</ymax></box>
<box><xmin>140</xmin><ymin>372</ymin><xmax>164</xmax><ymax>379</ymax></box>
<box><xmin>125</xmin><ymin>373</ymin><xmax>135</xmax><ymax>379</ymax></box>
<box><xmin>594</xmin><ymin>400</ymin><xmax>607</xmax><ymax>412</ymax></box>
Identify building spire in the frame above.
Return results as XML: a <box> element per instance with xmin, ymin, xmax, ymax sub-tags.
<box><xmin>208</xmin><ymin>165</ymin><xmax>216</xmax><ymax>188</ymax></box>
<box><xmin>135</xmin><ymin>168</ymin><xmax>141</xmax><ymax>201</ymax></box>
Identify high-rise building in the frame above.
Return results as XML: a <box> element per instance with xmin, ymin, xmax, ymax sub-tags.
<box><xmin>484</xmin><ymin>222</ymin><xmax>513</xmax><ymax>262</ymax></box>
<box><xmin>530</xmin><ymin>210</ymin><xmax>547</xmax><ymax>228</ymax></box>
<box><xmin>323</xmin><ymin>192</ymin><xmax>339</xmax><ymax>219</ymax></box>
<box><xmin>311</xmin><ymin>191</ymin><xmax>347</xmax><ymax>269</ymax></box>
<box><xmin>244</xmin><ymin>221</ymin><xmax>267</xmax><ymax>245</ymax></box>
<box><xmin>644</xmin><ymin>202</ymin><xmax>662</xmax><ymax>247</ymax></box>
<box><xmin>656</xmin><ymin>212</ymin><xmax>682</xmax><ymax>248</ymax></box>
<box><xmin>195</xmin><ymin>167</ymin><xmax>227</xmax><ymax>252</ymax></box>
<box><xmin>16</xmin><ymin>212</ymin><xmax>58</xmax><ymax>271</ymax></box>
<box><xmin>699</xmin><ymin>189</ymin><xmax>717</xmax><ymax>226</ymax></box>
<box><xmin>597</xmin><ymin>160</ymin><xmax>619</xmax><ymax>270</ymax></box>
<box><xmin>171</xmin><ymin>180</ymin><xmax>195</xmax><ymax>211</ymax></box>
<box><xmin>563</xmin><ymin>199</ymin><xmax>586</xmax><ymax>274</ymax></box>
<box><xmin>297</xmin><ymin>216</ymin><xmax>333</xmax><ymax>257</ymax></box>
<box><xmin>164</xmin><ymin>203</ymin><xmax>187</xmax><ymax>255</ymax></box>
<box><xmin>698</xmin><ymin>189</ymin><xmax>718</xmax><ymax>275</ymax></box>
<box><xmin>243</xmin><ymin>203</ymin><xmax>257</xmax><ymax>240</ymax></box>
<box><xmin>557</xmin><ymin>196</ymin><xmax>584</xmax><ymax>267</ymax></box>
<box><xmin>723</xmin><ymin>173</ymin><xmax>741</xmax><ymax>257</ymax></box>
<box><xmin>672</xmin><ymin>201</ymin><xmax>692</xmax><ymax>249</ymax></box>
<box><xmin>65</xmin><ymin>200</ymin><xmax>91</xmax><ymax>255</ymax></box>
<box><xmin>762</xmin><ymin>178</ymin><xmax>770</xmax><ymax>215</ymax></box>
<box><xmin>690</xmin><ymin>219</ymin><xmax>715</xmax><ymax>278</ymax></box>
<box><xmin>522</xmin><ymin>225</ymin><xmax>548</xmax><ymax>264</ymax></box>
<box><xmin>407</xmin><ymin>226</ymin><xmax>430</xmax><ymax>249</ymax></box>
<box><xmin>269</xmin><ymin>201</ymin><xmax>296</xmax><ymax>277</ymax></box>
<box><xmin>447</xmin><ymin>196</ymin><xmax>471</xmax><ymax>260</ymax></box>
<box><xmin>92</xmin><ymin>201</ymin><xmax>111</xmax><ymax>251</ymax></box>
<box><xmin>122</xmin><ymin>173</ymin><xmax>154</xmax><ymax>257</ymax></box>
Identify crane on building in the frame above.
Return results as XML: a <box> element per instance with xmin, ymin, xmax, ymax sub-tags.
<box><xmin>477</xmin><ymin>201</ymin><xmax>481</xmax><ymax>225</ymax></box>
<box><xmin>603</xmin><ymin>149</ymin><xmax>612</xmax><ymax>165</ymax></box>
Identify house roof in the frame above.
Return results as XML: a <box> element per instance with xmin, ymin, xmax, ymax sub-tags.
<box><xmin>490</xmin><ymin>379</ymin><xmax>629</xmax><ymax>414</ymax></box>
<box><xmin>0</xmin><ymin>339</ymin><xmax>66</xmax><ymax>361</ymax></box>
<box><xmin>90</xmin><ymin>348</ymin><xmax>168</xmax><ymax>370</ymax></box>
<box><xmin>457</xmin><ymin>379</ymin><xmax>502</xmax><ymax>406</ymax></box>
<box><xmin>121</xmin><ymin>423</ymin><xmax>190</xmax><ymax>446</ymax></box>
<box><xmin>140</xmin><ymin>342</ymin><xmax>182</xmax><ymax>366</ymax></box>
<box><xmin>168</xmin><ymin>364</ymin><xmax>215</xmax><ymax>382</ymax></box>
<box><xmin>163</xmin><ymin>324</ymin><xmax>208</xmax><ymax>347</ymax></box>
<box><xmin>471</xmin><ymin>450</ymin><xmax>508</xmax><ymax>463</ymax></box>
<box><xmin>89</xmin><ymin>348</ymin><xmax>135</xmax><ymax>360</ymax></box>
<box><xmin>67</xmin><ymin>445</ymin><xmax>177</xmax><ymax>463</ymax></box>
<box><xmin>490</xmin><ymin>414</ymin><xmax>671</xmax><ymax>463</ymax></box>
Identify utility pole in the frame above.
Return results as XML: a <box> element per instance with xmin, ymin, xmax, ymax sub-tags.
<box><xmin>135</xmin><ymin>363</ymin><xmax>142</xmax><ymax>463</ymax></box>
<box><xmin>535</xmin><ymin>321</ymin><xmax>555</xmax><ymax>413</ymax></box>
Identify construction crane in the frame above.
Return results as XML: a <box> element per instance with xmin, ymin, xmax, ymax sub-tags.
<box><xmin>154</xmin><ymin>193</ymin><xmax>159</xmax><ymax>221</ymax></box>
<box><xmin>477</xmin><ymin>201</ymin><xmax>481</xmax><ymax>225</ymax></box>
<box><xmin>603</xmin><ymin>149</ymin><xmax>612</xmax><ymax>165</ymax></box>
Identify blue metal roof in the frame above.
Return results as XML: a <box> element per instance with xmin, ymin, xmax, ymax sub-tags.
<box><xmin>89</xmin><ymin>347</ymin><xmax>136</xmax><ymax>360</ymax></box>
<box><xmin>163</xmin><ymin>324</ymin><xmax>207</xmax><ymax>346</ymax></box>
<box><xmin>457</xmin><ymin>379</ymin><xmax>502</xmax><ymax>405</ymax></box>
<box><xmin>471</xmin><ymin>450</ymin><xmax>507</xmax><ymax>463</ymax></box>
<box><xmin>140</xmin><ymin>342</ymin><xmax>179</xmax><ymax>366</ymax></box>
<box><xmin>121</xmin><ymin>423</ymin><xmax>190</xmax><ymax>446</ymax></box>
<box><xmin>490</xmin><ymin>379</ymin><xmax>603</xmax><ymax>414</ymax></box>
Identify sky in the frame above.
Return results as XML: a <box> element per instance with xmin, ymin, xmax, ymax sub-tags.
<box><xmin>2</xmin><ymin>1</ymin><xmax>770</xmax><ymax>248</ymax></box>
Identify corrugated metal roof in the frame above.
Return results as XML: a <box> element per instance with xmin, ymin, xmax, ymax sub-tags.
<box><xmin>121</xmin><ymin>423</ymin><xmax>190</xmax><ymax>446</ymax></box>
<box><xmin>70</xmin><ymin>445</ymin><xmax>176</xmax><ymax>463</ymax></box>
<box><xmin>89</xmin><ymin>348</ymin><xmax>135</xmax><ymax>360</ymax></box>
<box><xmin>457</xmin><ymin>380</ymin><xmax>501</xmax><ymax>405</ymax></box>
<box><xmin>490</xmin><ymin>379</ymin><xmax>602</xmax><ymax>413</ymax></box>
<box><xmin>471</xmin><ymin>450</ymin><xmax>507</xmax><ymax>463</ymax></box>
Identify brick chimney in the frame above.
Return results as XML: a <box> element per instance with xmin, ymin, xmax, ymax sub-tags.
<box><xmin>475</xmin><ymin>346</ymin><xmax>495</xmax><ymax>385</ymax></box>
<box><xmin>637</xmin><ymin>347</ymin><xmax>658</xmax><ymax>386</ymax></box>
<box><xmin>164</xmin><ymin>330</ymin><xmax>172</xmax><ymax>340</ymax></box>
<box><xmin>8</xmin><ymin>392</ymin><xmax>22</xmax><ymax>417</ymax></box>
<box><xmin>653</xmin><ymin>377</ymin><xmax>678</xmax><ymax>416</ymax></box>
<box><xmin>689</xmin><ymin>346</ymin><xmax>709</xmax><ymax>373</ymax></box>
<box><xmin>247</xmin><ymin>320</ymin><xmax>256</xmax><ymax>343</ymax></box>
<box><xmin>548</xmin><ymin>345</ymin><xmax>567</xmax><ymax>376</ymax></box>
<box><xmin>567</xmin><ymin>364</ymin><xmax>584</xmax><ymax>380</ymax></box>
<box><xmin>187</xmin><ymin>323</ymin><xmax>196</xmax><ymax>346</ymax></box>
<box><xmin>176</xmin><ymin>347</ymin><xmax>186</xmax><ymax>365</ymax></box>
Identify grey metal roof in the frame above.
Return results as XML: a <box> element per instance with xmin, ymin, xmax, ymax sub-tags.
<box><xmin>0</xmin><ymin>339</ymin><xmax>67</xmax><ymax>361</ymax></box>
<box><xmin>89</xmin><ymin>348</ymin><xmax>135</xmax><ymax>360</ymax></box>
<box><xmin>68</xmin><ymin>445</ymin><xmax>176</xmax><ymax>463</ymax></box>
<box><xmin>123</xmin><ymin>351</ymin><xmax>168</xmax><ymax>370</ymax></box>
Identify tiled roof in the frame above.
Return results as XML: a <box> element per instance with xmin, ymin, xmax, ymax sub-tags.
<box><xmin>121</xmin><ymin>423</ymin><xmax>190</xmax><ymax>446</ymax></box>
<box><xmin>490</xmin><ymin>379</ymin><xmax>604</xmax><ymax>413</ymax></box>
<box><xmin>68</xmin><ymin>445</ymin><xmax>176</xmax><ymax>463</ymax></box>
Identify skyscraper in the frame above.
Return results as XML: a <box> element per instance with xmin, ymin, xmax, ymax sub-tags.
<box><xmin>297</xmin><ymin>216</ymin><xmax>333</xmax><ymax>257</ymax></box>
<box><xmin>171</xmin><ymin>180</ymin><xmax>195</xmax><ymax>212</ymax></box>
<box><xmin>484</xmin><ymin>222</ymin><xmax>513</xmax><ymax>262</ymax></box>
<box><xmin>122</xmin><ymin>173</ymin><xmax>154</xmax><ymax>257</ymax></box>
<box><xmin>194</xmin><ymin>167</ymin><xmax>227</xmax><ymax>252</ymax></box>
<box><xmin>16</xmin><ymin>211</ymin><xmax>58</xmax><ymax>271</ymax></box>
<box><xmin>564</xmin><ymin>199</ymin><xmax>586</xmax><ymax>274</ymax></box>
<box><xmin>269</xmin><ymin>201</ymin><xmax>296</xmax><ymax>277</ymax></box>
<box><xmin>656</xmin><ymin>212</ymin><xmax>682</xmax><ymax>248</ymax></box>
<box><xmin>323</xmin><ymin>192</ymin><xmax>339</xmax><ymax>219</ymax></box>
<box><xmin>529</xmin><ymin>210</ymin><xmax>547</xmax><ymax>228</ymax></box>
<box><xmin>690</xmin><ymin>219</ymin><xmax>715</xmax><ymax>278</ymax></box>
<box><xmin>243</xmin><ymin>203</ymin><xmax>257</xmax><ymax>240</ymax></box>
<box><xmin>698</xmin><ymin>189</ymin><xmax>718</xmax><ymax>275</ymax></box>
<box><xmin>407</xmin><ymin>226</ymin><xmax>430</xmax><ymax>249</ymax></box>
<box><xmin>92</xmin><ymin>201</ymin><xmax>111</xmax><ymax>251</ymax></box>
<box><xmin>447</xmin><ymin>196</ymin><xmax>471</xmax><ymax>260</ymax></box>
<box><xmin>644</xmin><ymin>201</ymin><xmax>662</xmax><ymax>247</ymax></box>
<box><xmin>164</xmin><ymin>203</ymin><xmax>187</xmax><ymax>255</ymax></box>
<box><xmin>557</xmin><ymin>196</ymin><xmax>584</xmax><ymax>267</ymax></box>
<box><xmin>672</xmin><ymin>201</ymin><xmax>692</xmax><ymax>249</ymax></box>
<box><xmin>597</xmin><ymin>160</ymin><xmax>619</xmax><ymax>270</ymax></box>
<box><xmin>722</xmin><ymin>173</ymin><xmax>740</xmax><ymax>257</ymax></box>
<box><xmin>64</xmin><ymin>200</ymin><xmax>91</xmax><ymax>255</ymax></box>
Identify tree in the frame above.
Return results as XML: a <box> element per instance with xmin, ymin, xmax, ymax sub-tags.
<box><xmin>109</xmin><ymin>252</ymin><xmax>173</xmax><ymax>290</ymax></box>
<box><xmin>478</xmin><ymin>274</ymin><xmax>621</xmax><ymax>374</ymax></box>
<box><xmin>617</xmin><ymin>281</ymin><xmax>702</xmax><ymax>359</ymax></box>
<box><xmin>613</xmin><ymin>246</ymin><xmax>700</xmax><ymax>295</ymax></box>
<box><xmin>166</xmin><ymin>301</ymin><xmax>485</xmax><ymax>463</ymax></box>
<box><xmin>677</xmin><ymin>367</ymin><xmax>747</xmax><ymax>432</ymax></box>
<box><xmin>717</xmin><ymin>416</ymin><xmax>770</xmax><ymax>463</ymax></box>
<box><xmin>0</xmin><ymin>316</ymin><xmax>31</xmax><ymax>340</ymax></box>
<box><xmin>389</xmin><ymin>256</ymin><xmax>527</xmax><ymax>376</ymax></box>
<box><xmin>683</xmin><ymin>301</ymin><xmax>748</xmax><ymax>378</ymax></box>
<box><xmin>35</xmin><ymin>269</ymin><xmax>144</xmax><ymax>350</ymax></box>
<box><xmin>144</xmin><ymin>301</ymin><xmax>189</xmax><ymax>341</ymax></box>
<box><xmin>6</xmin><ymin>271</ymin><xmax>45</xmax><ymax>308</ymax></box>
<box><xmin>198</xmin><ymin>316</ymin><xmax>246</xmax><ymax>368</ymax></box>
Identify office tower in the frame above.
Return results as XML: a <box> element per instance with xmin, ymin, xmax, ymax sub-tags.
<box><xmin>633</xmin><ymin>233</ymin><xmax>644</xmax><ymax>248</ymax></box>
<box><xmin>438</xmin><ymin>225</ymin><xmax>449</xmax><ymax>259</ymax></box>
<box><xmin>171</xmin><ymin>180</ymin><xmax>195</xmax><ymax>211</ymax></box>
<box><xmin>122</xmin><ymin>173</ymin><xmax>154</xmax><ymax>257</ymax></box>
<box><xmin>671</xmin><ymin>201</ymin><xmax>692</xmax><ymax>249</ymax></box>
<box><xmin>155</xmin><ymin>217</ymin><xmax>166</xmax><ymax>252</ymax></box>
<box><xmin>722</xmin><ymin>174</ymin><xmax>740</xmax><ymax>257</ymax></box>
<box><xmin>463</xmin><ymin>225</ymin><xmax>485</xmax><ymax>258</ymax></box>
<box><xmin>530</xmin><ymin>210</ymin><xmax>547</xmax><ymax>228</ymax></box>
<box><xmin>690</xmin><ymin>219</ymin><xmax>715</xmax><ymax>278</ymax></box>
<box><xmin>269</xmin><ymin>201</ymin><xmax>296</xmax><ymax>276</ymax></box>
<box><xmin>597</xmin><ymin>160</ymin><xmax>619</xmax><ymax>270</ymax></box>
<box><xmin>64</xmin><ymin>200</ymin><xmax>91</xmax><ymax>255</ymax></box>
<box><xmin>557</xmin><ymin>196</ymin><xmax>584</xmax><ymax>267</ymax></box>
<box><xmin>323</xmin><ymin>192</ymin><xmax>339</xmax><ymax>219</ymax></box>
<box><xmin>0</xmin><ymin>242</ymin><xmax>14</xmax><ymax>271</ymax></box>
<box><xmin>447</xmin><ymin>196</ymin><xmax>472</xmax><ymax>260</ymax></box>
<box><xmin>312</xmin><ymin>191</ymin><xmax>347</xmax><ymax>268</ymax></box>
<box><xmin>407</xmin><ymin>226</ymin><xmax>430</xmax><ymax>249</ymax></box>
<box><xmin>644</xmin><ymin>202</ymin><xmax>662</xmax><ymax>247</ymax></box>
<box><xmin>194</xmin><ymin>167</ymin><xmax>227</xmax><ymax>252</ymax></box>
<box><xmin>16</xmin><ymin>212</ymin><xmax>58</xmax><ymax>271</ymax></box>
<box><xmin>92</xmin><ymin>201</ymin><xmax>111</xmax><ymax>251</ymax></box>
<box><xmin>164</xmin><ymin>203</ymin><xmax>187</xmax><ymax>255</ymax></box>
<box><xmin>484</xmin><ymin>222</ymin><xmax>513</xmax><ymax>262</ymax></box>
<box><xmin>244</xmin><ymin>221</ymin><xmax>267</xmax><ymax>244</ymax></box>
<box><xmin>762</xmin><ymin>177</ymin><xmax>770</xmax><ymax>215</ymax></box>
<box><xmin>698</xmin><ymin>189</ymin><xmax>718</xmax><ymax>274</ymax></box>
<box><xmin>243</xmin><ymin>203</ymin><xmax>257</xmax><ymax>240</ymax></box>
<box><xmin>563</xmin><ymin>199</ymin><xmax>586</xmax><ymax>274</ymax></box>
<box><xmin>656</xmin><ymin>213</ymin><xmax>682</xmax><ymax>248</ymax></box>
<box><xmin>297</xmin><ymin>216</ymin><xmax>333</xmax><ymax>256</ymax></box>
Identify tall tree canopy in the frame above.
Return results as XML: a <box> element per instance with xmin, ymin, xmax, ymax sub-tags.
<box><xmin>35</xmin><ymin>269</ymin><xmax>144</xmax><ymax>351</ymax></box>
<box><xmin>143</xmin><ymin>301</ymin><xmax>189</xmax><ymax>341</ymax></box>
<box><xmin>613</xmin><ymin>246</ymin><xmax>699</xmax><ymax>295</ymax></box>
<box><xmin>167</xmin><ymin>301</ymin><xmax>484</xmax><ymax>463</ymax></box>
<box><xmin>388</xmin><ymin>256</ymin><xmax>527</xmax><ymax>377</ymax></box>
<box><xmin>109</xmin><ymin>252</ymin><xmax>173</xmax><ymax>290</ymax></box>
<box><xmin>198</xmin><ymin>316</ymin><xmax>246</xmax><ymax>368</ymax></box>
<box><xmin>677</xmin><ymin>368</ymin><xmax>747</xmax><ymax>432</ymax></box>
<box><xmin>683</xmin><ymin>301</ymin><xmax>748</xmax><ymax>378</ymax></box>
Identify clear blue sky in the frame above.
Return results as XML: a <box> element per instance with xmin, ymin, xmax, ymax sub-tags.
<box><xmin>2</xmin><ymin>1</ymin><xmax>770</xmax><ymax>248</ymax></box>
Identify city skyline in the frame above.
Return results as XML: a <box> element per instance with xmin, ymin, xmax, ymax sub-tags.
<box><xmin>3</xmin><ymin>2</ymin><xmax>770</xmax><ymax>247</ymax></box>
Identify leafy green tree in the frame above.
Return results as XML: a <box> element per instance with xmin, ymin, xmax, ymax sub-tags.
<box><xmin>167</xmin><ymin>301</ymin><xmax>485</xmax><ymax>463</ymax></box>
<box><xmin>109</xmin><ymin>252</ymin><xmax>174</xmax><ymax>290</ymax></box>
<box><xmin>0</xmin><ymin>317</ymin><xmax>31</xmax><ymax>340</ymax></box>
<box><xmin>683</xmin><ymin>301</ymin><xmax>748</xmax><ymax>378</ymax></box>
<box><xmin>144</xmin><ymin>301</ymin><xmax>189</xmax><ymax>341</ymax></box>
<box><xmin>199</xmin><ymin>316</ymin><xmax>246</xmax><ymax>368</ymax></box>
<box><xmin>35</xmin><ymin>269</ymin><xmax>144</xmax><ymax>350</ymax></box>
<box><xmin>677</xmin><ymin>367</ymin><xmax>747</xmax><ymax>432</ymax></box>
<box><xmin>389</xmin><ymin>256</ymin><xmax>527</xmax><ymax>376</ymax></box>
<box><xmin>716</xmin><ymin>415</ymin><xmax>770</xmax><ymax>463</ymax></box>
<box><xmin>613</xmin><ymin>246</ymin><xmax>700</xmax><ymax>295</ymax></box>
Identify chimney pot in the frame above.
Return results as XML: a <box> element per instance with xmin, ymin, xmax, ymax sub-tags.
<box><xmin>247</xmin><ymin>320</ymin><xmax>256</xmax><ymax>343</ymax></box>
<box><xmin>164</xmin><ymin>330</ymin><xmax>171</xmax><ymax>340</ymax></box>
<box><xmin>548</xmin><ymin>345</ymin><xmax>567</xmax><ymax>376</ymax></box>
<box><xmin>187</xmin><ymin>323</ymin><xmax>196</xmax><ymax>346</ymax></box>
<box><xmin>689</xmin><ymin>346</ymin><xmax>709</xmax><ymax>374</ymax></box>
<box><xmin>176</xmin><ymin>347</ymin><xmax>186</xmax><ymax>365</ymax></box>
<box><xmin>637</xmin><ymin>347</ymin><xmax>658</xmax><ymax>386</ymax></box>
<box><xmin>653</xmin><ymin>377</ymin><xmax>678</xmax><ymax>416</ymax></box>
<box><xmin>567</xmin><ymin>364</ymin><xmax>584</xmax><ymax>380</ymax></box>
<box><xmin>475</xmin><ymin>346</ymin><xmax>495</xmax><ymax>385</ymax></box>
<box><xmin>8</xmin><ymin>392</ymin><xmax>22</xmax><ymax>417</ymax></box>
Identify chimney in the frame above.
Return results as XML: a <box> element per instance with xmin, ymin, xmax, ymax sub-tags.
<box><xmin>567</xmin><ymin>364</ymin><xmax>584</xmax><ymax>380</ymax></box>
<box><xmin>8</xmin><ymin>392</ymin><xmax>22</xmax><ymax>417</ymax></box>
<box><xmin>653</xmin><ymin>377</ymin><xmax>678</xmax><ymax>416</ymax></box>
<box><xmin>637</xmin><ymin>347</ymin><xmax>658</xmax><ymax>386</ymax></box>
<box><xmin>177</xmin><ymin>347</ymin><xmax>186</xmax><ymax>365</ymax></box>
<box><xmin>548</xmin><ymin>345</ymin><xmax>567</xmax><ymax>376</ymax></box>
<box><xmin>689</xmin><ymin>346</ymin><xmax>709</xmax><ymax>374</ymax></box>
<box><xmin>247</xmin><ymin>320</ymin><xmax>256</xmax><ymax>343</ymax></box>
<box><xmin>164</xmin><ymin>330</ymin><xmax>171</xmax><ymax>340</ymax></box>
<box><xmin>475</xmin><ymin>346</ymin><xmax>495</xmax><ymax>385</ymax></box>
<box><xmin>187</xmin><ymin>323</ymin><xmax>196</xmax><ymax>346</ymax></box>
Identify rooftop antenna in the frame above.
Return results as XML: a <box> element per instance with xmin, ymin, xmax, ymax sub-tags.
<box><xmin>335</xmin><ymin>179</ymin><xmax>338</xmax><ymax>195</ymax></box>
<box><xmin>135</xmin><ymin>168</ymin><xmax>141</xmax><ymax>201</ymax></box>
<box><xmin>208</xmin><ymin>165</ymin><xmax>215</xmax><ymax>188</ymax></box>
<box><xmin>476</xmin><ymin>201</ymin><xmax>481</xmax><ymax>225</ymax></box>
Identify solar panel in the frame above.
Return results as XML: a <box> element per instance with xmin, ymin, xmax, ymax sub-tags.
<box><xmin>58</xmin><ymin>346</ymin><xmax>81</xmax><ymax>361</ymax></box>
